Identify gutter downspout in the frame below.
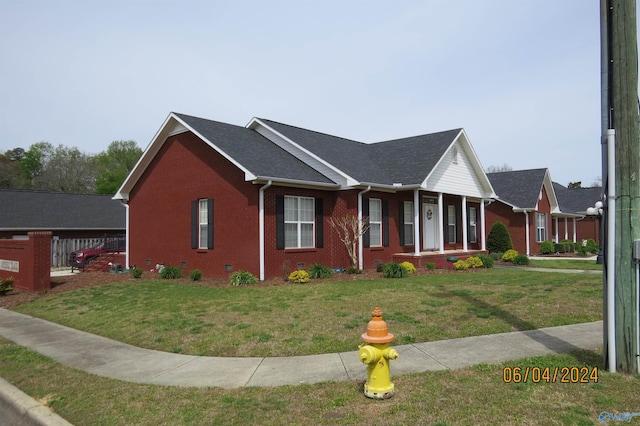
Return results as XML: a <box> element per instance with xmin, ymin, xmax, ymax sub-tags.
<box><xmin>524</xmin><ymin>211</ymin><xmax>530</xmax><ymax>256</ymax></box>
<box><xmin>414</xmin><ymin>189</ymin><xmax>420</xmax><ymax>255</ymax></box>
<box><xmin>358</xmin><ymin>186</ymin><xmax>371</xmax><ymax>270</ymax></box>
<box><xmin>259</xmin><ymin>180</ymin><xmax>272</xmax><ymax>281</ymax></box>
<box><xmin>480</xmin><ymin>200</ymin><xmax>486</xmax><ymax>251</ymax></box>
<box><xmin>119</xmin><ymin>200</ymin><xmax>130</xmax><ymax>269</ymax></box>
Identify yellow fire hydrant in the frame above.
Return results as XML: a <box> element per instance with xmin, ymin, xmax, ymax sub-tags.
<box><xmin>359</xmin><ymin>307</ymin><xmax>399</xmax><ymax>399</ymax></box>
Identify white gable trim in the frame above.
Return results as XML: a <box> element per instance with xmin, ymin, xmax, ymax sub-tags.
<box><xmin>422</xmin><ymin>129</ymin><xmax>496</xmax><ymax>199</ymax></box>
<box><xmin>247</xmin><ymin>118</ymin><xmax>360</xmax><ymax>188</ymax></box>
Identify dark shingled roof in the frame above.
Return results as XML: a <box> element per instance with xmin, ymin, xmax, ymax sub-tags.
<box><xmin>174</xmin><ymin>113</ymin><xmax>335</xmax><ymax>185</ymax></box>
<box><xmin>552</xmin><ymin>182</ymin><xmax>603</xmax><ymax>214</ymax></box>
<box><xmin>258</xmin><ymin>119</ymin><xmax>461</xmax><ymax>185</ymax></box>
<box><xmin>0</xmin><ymin>189</ymin><xmax>125</xmax><ymax>231</ymax></box>
<box><xmin>487</xmin><ymin>168</ymin><xmax>548</xmax><ymax>209</ymax></box>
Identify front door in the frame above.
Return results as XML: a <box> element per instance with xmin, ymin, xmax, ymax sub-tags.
<box><xmin>423</xmin><ymin>199</ymin><xmax>439</xmax><ymax>250</ymax></box>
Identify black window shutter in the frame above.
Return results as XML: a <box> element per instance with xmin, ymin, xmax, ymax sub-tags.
<box><xmin>191</xmin><ymin>200</ymin><xmax>198</xmax><ymax>249</ymax></box>
<box><xmin>363</xmin><ymin>198</ymin><xmax>370</xmax><ymax>248</ymax></box>
<box><xmin>315</xmin><ymin>198</ymin><xmax>323</xmax><ymax>248</ymax></box>
<box><xmin>207</xmin><ymin>198</ymin><xmax>214</xmax><ymax>249</ymax></box>
<box><xmin>276</xmin><ymin>195</ymin><xmax>285</xmax><ymax>250</ymax></box>
<box><xmin>398</xmin><ymin>201</ymin><xmax>405</xmax><ymax>246</ymax></box>
<box><xmin>383</xmin><ymin>199</ymin><xmax>389</xmax><ymax>247</ymax></box>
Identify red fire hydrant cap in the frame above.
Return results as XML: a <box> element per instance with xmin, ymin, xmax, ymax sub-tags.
<box><xmin>361</xmin><ymin>307</ymin><xmax>395</xmax><ymax>343</ymax></box>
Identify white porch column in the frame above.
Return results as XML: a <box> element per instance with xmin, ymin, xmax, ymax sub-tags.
<box><xmin>413</xmin><ymin>189</ymin><xmax>420</xmax><ymax>254</ymax></box>
<box><xmin>480</xmin><ymin>199</ymin><xmax>486</xmax><ymax>251</ymax></box>
<box><xmin>524</xmin><ymin>211</ymin><xmax>530</xmax><ymax>256</ymax></box>
<box><xmin>462</xmin><ymin>196</ymin><xmax>468</xmax><ymax>251</ymax></box>
<box><xmin>572</xmin><ymin>218</ymin><xmax>577</xmax><ymax>242</ymax></box>
<box><xmin>564</xmin><ymin>217</ymin><xmax>568</xmax><ymax>240</ymax></box>
<box><xmin>438</xmin><ymin>192</ymin><xmax>444</xmax><ymax>253</ymax></box>
<box><xmin>554</xmin><ymin>217</ymin><xmax>559</xmax><ymax>242</ymax></box>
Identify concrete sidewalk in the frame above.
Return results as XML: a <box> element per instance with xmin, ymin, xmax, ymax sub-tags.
<box><xmin>0</xmin><ymin>308</ymin><xmax>602</xmax><ymax>388</ymax></box>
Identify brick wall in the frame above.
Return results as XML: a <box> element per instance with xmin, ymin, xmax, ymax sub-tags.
<box><xmin>0</xmin><ymin>231</ymin><xmax>51</xmax><ymax>292</ymax></box>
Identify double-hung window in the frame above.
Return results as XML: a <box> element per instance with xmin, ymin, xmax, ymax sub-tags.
<box><xmin>447</xmin><ymin>205</ymin><xmax>456</xmax><ymax>243</ymax></box>
<box><xmin>198</xmin><ymin>199</ymin><xmax>209</xmax><ymax>249</ymax></box>
<box><xmin>536</xmin><ymin>213</ymin><xmax>547</xmax><ymax>242</ymax></box>
<box><xmin>284</xmin><ymin>196</ymin><xmax>315</xmax><ymax>248</ymax></box>
<box><xmin>369</xmin><ymin>198</ymin><xmax>383</xmax><ymax>247</ymax></box>
<box><xmin>403</xmin><ymin>201</ymin><xmax>414</xmax><ymax>245</ymax></box>
<box><xmin>468</xmin><ymin>207</ymin><xmax>477</xmax><ymax>243</ymax></box>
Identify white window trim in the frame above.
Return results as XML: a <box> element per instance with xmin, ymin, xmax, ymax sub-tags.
<box><xmin>284</xmin><ymin>195</ymin><xmax>315</xmax><ymax>249</ymax></box>
<box><xmin>404</xmin><ymin>200</ymin><xmax>414</xmax><ymax>246</ymax></box>
<box><xmin>369</xmin><ymin>198</ymin><xmax>383</xmax><ymax>247</ymax></box>
<box><xmin>198</xmin><ymin>199</ymin><xmax>208</xmax><ymax>249</ymax></box>
<box><xmin>447</xmin><ymin>205</ymin><xmax>456</xmax><ymax>244</ymax></box>
<box><xmin>468</xmin><ymin>207</ymin><xmax>477</xmax><ymax>243</ymax></box>
<box><xmin>536</xmin><ymin>213</ymin><xmax>547</xmax><ymax>243</ymax></box>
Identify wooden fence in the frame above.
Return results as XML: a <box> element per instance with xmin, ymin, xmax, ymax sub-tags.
<box><xmin>51</xmin><ymin>238</ymin><xmax>104</xmax><ymax>268</ymax></box>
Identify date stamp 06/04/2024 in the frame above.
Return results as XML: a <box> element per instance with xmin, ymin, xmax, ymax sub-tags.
<box><xmin>502</xmin><ymin>366</ymin><xmax>599</xmax><ymax>384</ymax></box>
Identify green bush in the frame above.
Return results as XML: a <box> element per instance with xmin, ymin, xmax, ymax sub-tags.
<box><xmin>308</xmin><ymin>263</ymin><xmax>332</xmax><ymax>279</ymax></box>
<box><xmin>230</xmin><ymin>271</ymin><xmax>258</xmax><ymax>286</ymax></box>
<box><xmin>0</xmin><ymin>276</ymin><xmax>14</xmax><ymax>295</ymax></box>
<box><xmin>513</xmin><ymin>254</ymin><xmax>530</xmax><ymax>265</ymax></box>
<box><xmin>465</xmin><ymin>256</ymin><xmax>484</xmax><ymax>269</ymax></box>
<box><xmin>131</xmin><ymin>267</ymin><xmax>143</xmax><ymax>279</ymax></box>
<box><xmin>585</xmin><ymin>238</ymin><xmax>599</xmax><ymax>254</ymax></box>
<box><xmin>160</xmin><ymin>266</ymin><xmax>183</xmax><ymax>279</ymax></box>
<box><xmin>288</xmin><ymin>270</ymin><xmax>310</xmax><ymax>283</ymax></box>
<box><xmin>487</xmin><ymin>221</ymin><xmax>513</xmax><ymax>254</ymax></box>
<box><xmin>539</xmin><ymin>240</ymin><xmax>555</xmax><ymax>254</ymax></box>
<box><xmin>502</xmin><ymin>249</ymin><xmax>519</xmax><ymax>262</ymax></box>
<box><xmin>489</xmin><ymin>252</ymin><xmax>503</xmax><ymax>261</ymax></box>
<box><xmin>382</xmin><ymin>262</ymin><xmax>407</xmax><ymax>278</ymax></box>
<box><xmin>425</xmin><ymin>262</ymin><xmax>436</xmax><ymax>270</ymax></box>
<box><xmin>400</xmin><ymin>261</ymin><xmax>416</xmax><ymax>274</ymax></box>
<box><xmin>346</xmin><ymin>267</ymin><xmax>362</xmax><ymax>274</ymax></box>
<box><xmin>555</xmin><ymin>239</ymin><xmax>575</xmax><ymax>254</ymax></box>
<box><xmin>476</xmin><ymin>254</ymin><xmax>494</xmax><ymax>268</ymax></box>
<box><xmin>189</xmin><ymin>269</ymin><xmax>203</xmax><ymax>281</ymax></box>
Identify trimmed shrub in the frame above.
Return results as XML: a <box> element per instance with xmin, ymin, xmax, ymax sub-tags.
<box><xmin>585</xmin><ymin>238</ymin><xmax>599</xmax><ymax>254</ymax></box>
<box><xmin>131</xmin><ymin>267</ymin><xmax>143</xmax><ymax>279</ymax></box>
<box><xmin>189</xmin><ymin>269</ymin><xmax>203</xmax><ymax>281</ymax></box>
<box><xmin>487</xmin><ymin>221</ymin><xmax>513</xmax><ymax>254</ymax></box>
<box><xmin>230</xmin><ymin>271</ymin><xmax>258</xmax><ymax>286</ymax></box>
<box><xmin>400</xmin><ymin>261</ymin><xmax>416</xmax><ymax>275</ymax></box>
<box><xmin>160</xmin><ymin>266</ymin><xmax>183</xmax><ymax>279</ymax></box>
<box><xmin>539</xmin><ymin>240</ymin><xmax>555</xmax><ymax>254</ymax></box>
<box><xmin>453</xmin><ymin>260</ymin><xmax>469</xmax><ymax>270</ymax></box>
<box><xmin>425</xmin><ymin>262</ymin><xmax>436</xmax><ymax>270</ymax></box>
<box><xmin>308</xmin><ymin>263</ymin><xmax>332</xmax><ymax>279</ymax></box>
<box><xmin>555</xmin><ymin>239</ymin><xmax>575</xmax><ymax>254</ymax></box>
<box><xmin>513</xmin><ymin>254</ymin><xmax>530</xmax><ymax>266</ymax></box>
<box><xmin>288</xmin><ymin>270</ymin><xmax>310</xmax><ymax>283</ymax></box>
<box><xmin>502</xmin><ymin>249</ymin><xmax>519</xmax><ymax>262</ymax></box>
<box><xmin>465</xmin><ymin>256</ymin><xmax>484</xmax><ymax>269</ymax></box>
<box><xmin>476</xmin><ymin>253</ymin><xmax>494</xmax><ymax>268</ymax></box>
<box><xmin>382</xmin><ymin>262</ymin><xmax>407</xmax><ymax>278</ymax></box>
<box><xmin>375</xmin><ymin>259</ymin><xmax>385</xmax><ymax>272</ymax></box>
<box><xmin>346</xmin><ymin>267</ymin><xmax>362</xmax><ymax>274</ymax></box>
<box><xmin>0</xmin><ymin>276</ymin><xmax>14</xmax><ymax>295</ymax></box>
<box><xmin>489</xmin><ymin>251</ymin><xmax>503</xmax><ymax>261</ymax></box>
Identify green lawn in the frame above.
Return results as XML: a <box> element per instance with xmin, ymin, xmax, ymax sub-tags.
<box><xmin>2</xmin><ymin>268</ymin><xmax>637</xmax><ymax>425</ymax></box>
<box><xmin>14</xmin><ymin>269</ymin><xmax>602</xmax><ymax>357</ymax></box>
<box><xmin>529</xmin><ymin>258</ymin><xmax>603</xmax><ymax>271</ymax></box>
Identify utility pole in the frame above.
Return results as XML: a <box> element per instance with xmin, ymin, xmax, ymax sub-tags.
<box><xmin>603</xmin><ymin>0</ymin><xmax>640</xmax><ymax>374</ymax></box>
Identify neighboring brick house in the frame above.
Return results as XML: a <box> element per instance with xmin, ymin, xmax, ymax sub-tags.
<box><xmin>486</xmin><ymin>169</ymin><xmax>602</xmax><ymax>256</ymax></box>
<box><xmin>486</xmin><ymin>169</ymin><xmax>559</xmax><ymax>255</ymax></box>
<box><xmin>0</xmin><ymin>189</ymin><xmax>126</xmax><ymax>239</ymax></box>
<box><xmin>115</xmin><ymin>112</ymin><xmax>497</xmax><ymax>280</ymax></box>
<box><xmin>552</xmin><ymin>183</ymin><xmax>602</xmax><ymax>245</ymax></box>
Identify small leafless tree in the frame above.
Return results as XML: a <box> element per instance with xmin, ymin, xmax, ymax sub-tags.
<box><xmin>329</xmin><ymin>214</ymin><xmax>370</xmax><ymax>270</ymax></box>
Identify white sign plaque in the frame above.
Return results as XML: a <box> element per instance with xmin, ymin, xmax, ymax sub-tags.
<box><xmin>0</xmin><ymin>259</ymin><xmax>19</xmax><ymax>273</ymax></box>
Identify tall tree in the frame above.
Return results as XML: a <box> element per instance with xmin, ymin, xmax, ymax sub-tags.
<box><xmin>20</xmin><ymin>142</ymin><xmax>54</xmax><ymax>187</ymax></box>
<box><xmin>94</xmin><ymin>140</ymin><xmax>142</xmax><ymax>195</ymax></box>
<box><xmin>34</xmin><ymin>145</ymin><xmax>96</xmax><ymax>193</ymax></box>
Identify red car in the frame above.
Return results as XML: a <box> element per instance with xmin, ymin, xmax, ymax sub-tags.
<box><xmin>69</xmin><ymin>237</ymin><xmax>126</xmax><ymax>270</ymax></box>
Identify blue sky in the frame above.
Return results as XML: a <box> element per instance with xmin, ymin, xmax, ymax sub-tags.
<box><xmin>0</xmin><ymin>0</ymin><xmax>614</xmax><ymax>187</ymax></box>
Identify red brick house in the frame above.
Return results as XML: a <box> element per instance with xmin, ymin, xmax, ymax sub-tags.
<box><xmin>486</xmin><ymin>169</ymin><xmax>601</xmax><ymax>255</ymax></box>
<box><xmin>115</xmin><ymin>113</ymin><xmax>497</xmax><ymax>280</ymax></box>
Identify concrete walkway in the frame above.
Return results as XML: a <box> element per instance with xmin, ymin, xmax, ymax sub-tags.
<box><xmin>0</xmin><ymin>308</ymin><xmax>602</xmax><ymax>388</ymax></box>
